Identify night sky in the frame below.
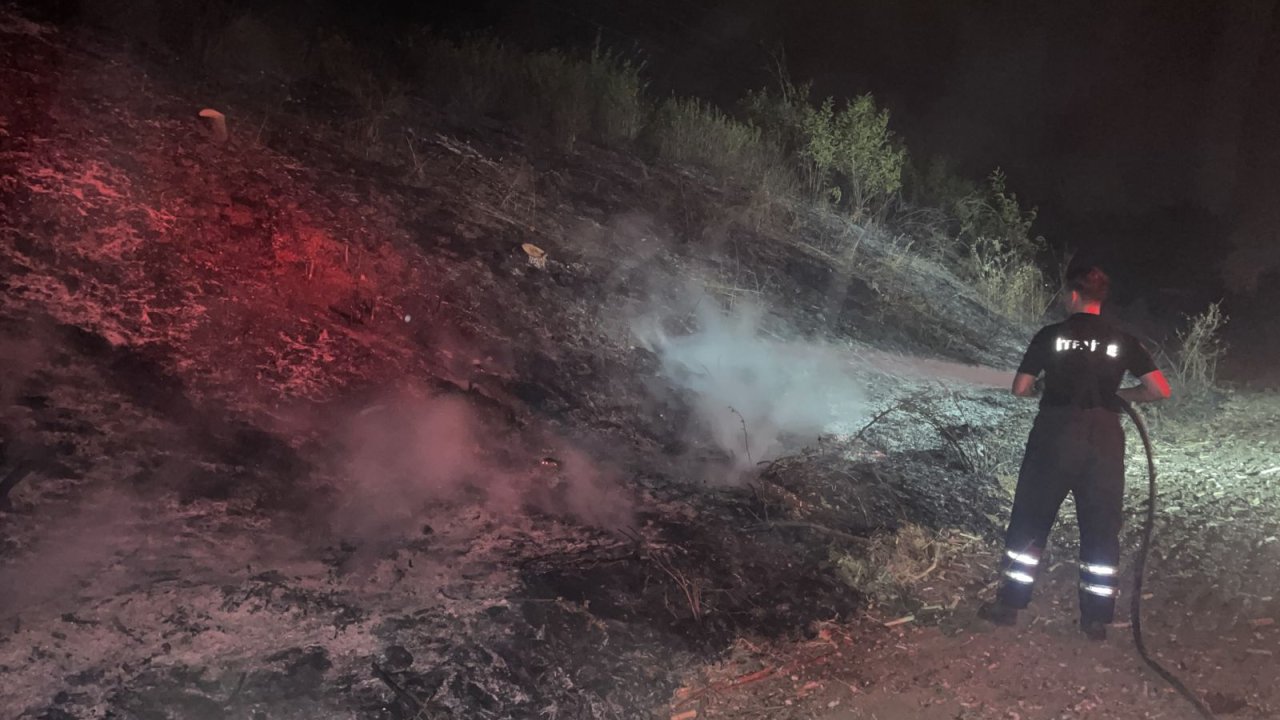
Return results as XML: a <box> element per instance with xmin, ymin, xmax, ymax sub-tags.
<box><xmin>417</xmin><ymin>1</ymin><xmax>1280</xmax><ymax>326</ymax></box>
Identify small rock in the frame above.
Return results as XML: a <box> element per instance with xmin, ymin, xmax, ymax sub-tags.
<box><xmin>384</xmin><ymin>645</ymin><xmax>413</xmax><ymax>670</ymax></box>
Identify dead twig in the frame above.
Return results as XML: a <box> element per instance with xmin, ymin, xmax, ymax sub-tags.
<box><xmin>617</xmin><ymin>525</ymin><xmax>646</xmax><ymax>548</ymax></box>
<box><xmin>755</xmin><ymin>449</ymin><xmax>809</xmax><ymax>472</ymax></box>
<box><xmin>853</xmin><ymin>398</ymin><xmax>909</xmax><ymax>444</ymax></box>
<box><xmin>649</xmin><ymin>552</ymin><xmax>705</xmax><ymax>622</ymax></box>
<box><xmin>405</xmin><ymin>133</ymin><xmax>427</xmax><ymax>182</ymax></box>
<box><xmin>673</xmin><ymin>667</ymin><xmax>775</xmax><ymax>709</ymax></box>
<box><xmin>902</xmin><ymin>390</ymin><xmax>976</xmax><ymax>473</ymax></box>
<box><xmin>372</xmin><ymin>662</ymin><xmax>433</xmax><ymax>719</ymax></box>
<box><xmin>673</xmin><ymin>650</ymin><xmax>838</xmax><ymax>709</ymax></box>
<box><xmin>908</xmin><ymin>541</ymin><xmax>941</xmax><ymax>582</ymax></box>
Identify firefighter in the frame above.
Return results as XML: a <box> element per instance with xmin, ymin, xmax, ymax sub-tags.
<box><xmin>979</xmin><ymin>266</ymin><xmax>1171</xmax><ymax>640</ymax></box>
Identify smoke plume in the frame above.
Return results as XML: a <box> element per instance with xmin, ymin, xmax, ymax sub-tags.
<box><xmin>633</xmin><ymin>294</ymin><xmax>870</xmax><ymax>481</ymax></box>
<box><xmin>327</xmin><ymin>388</ymin><xmax>632</xmax><ymax>545</ymax></box>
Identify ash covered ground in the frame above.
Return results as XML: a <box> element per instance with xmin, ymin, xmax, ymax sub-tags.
<box><xmin>1</xmin><ymin>9</ymin><xmax>1277</xmax><ymax>720</ymax></box>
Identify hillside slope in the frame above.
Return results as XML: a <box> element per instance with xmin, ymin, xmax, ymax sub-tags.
<box><xmin>0</xmin><ymin>10</ymin><xmax>1028</xmax><ymax>718</ymax></box>
<box><xmin>3</xmin><ymin>9</ymin><xmax>1276</xmax><ymax>720</ymax></box>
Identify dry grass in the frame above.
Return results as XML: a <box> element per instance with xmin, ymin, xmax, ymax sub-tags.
<box><xmin>965</xmin><ymin>247</ymin><xmax>1054</xmax><ymax>325</ymax></box>
<box><xmin>831</xmin><ymin>523</ymin><xmax>986</xmax><ymax>609</ymax></box>
<box><xmin>1155</xmin><ymin>301</ymin><xmax>1228</xmax><ymax>419</ymax></box>
<box><xmin>650</xmin><ymin>551</ymin><xmax>706</xmax><ymax>622</ymax></box>
<box><xmin>1171</xmin><ymin>302</ymin><xmax>1227</xmax><ymax>392</ymax></box>
<box><xmin>644</xmin><ymin>97</ymin><xmax>769</xmax><ymax>177</ymax></box>
<box><xmin>953</xmin><ymin>171</ymin><xmax>1053</xmax><ymax>325</ymax></box>
<box><xmin>877</xmin><ymin>231</ymin><xmax>918</xmax><ymax>280</ymax></box>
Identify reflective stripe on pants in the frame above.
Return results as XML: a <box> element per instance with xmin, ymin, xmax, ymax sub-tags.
<box><xmin>997</xmin><ymin>407</ymin><xmax>1125</xmax><ymax>623</ymax></box>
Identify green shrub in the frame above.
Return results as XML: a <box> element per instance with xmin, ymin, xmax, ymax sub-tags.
<box><xmin>792</xmin><ymin>96</ymin><xmax>837</xmax><ymax>200</ymax></box>
<box><xmin>830</xmin><ymin>94</ymin><xmax>906</xmax><ymax>215</ymax></box>
<box><xmin>966</xmin><ymin>246</ymin><xmax>1052</xmax><ymax>324</ymax></box>
<box><xmin>955</xmin><ymin>170</ymin><xmax>1051</xmax><ymax>324</ymax></box>
<box><xmin>580</xmin><ymin>42</ymin><xmax>646</xmax><ymax>144</ymax></box>
<box><xmin>520</xmin><ymin>49</ymin><xmax>594</xmax><ymax>151</ymax></box>
<box><xmin>955</xmin><ymin>169</ymin><xmax>1037</xmax><ymax>257</ymax></box>
<box><xmin>743</xmin><ymin>80</ymin><xmax>905</xmax><ymax>218</ymax></box>
<box><xmin>408</xmin><ymin>34</ymin><xmax>644</xmax><ymax>152</ymax></box>
<box><xmin>409</xmin><ymin>33</ymin><xmax>513</xmax><ymax>121</ymax></box>
<box><xmin>645</xmin><ymin>97</ymin><xmax>768</xmax><ymax>175</ymax></box>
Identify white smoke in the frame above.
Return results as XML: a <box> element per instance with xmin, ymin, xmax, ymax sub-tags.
<box><xmin>328</xmin><ymin>388</ymin><xmax>632</xmax><ymax>544</ymax></box>
<box><xmin>633</xmin><ymin>293</ymin><xmax>870</xmax><ymax>481</ymax></box>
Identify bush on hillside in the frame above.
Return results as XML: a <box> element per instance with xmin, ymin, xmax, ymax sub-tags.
<box><xmin>743</xmin><ymin>77</ymin><xmax>905</xmax><ymax>218</ymax></box>
<box><xmin>518</xmin><ymin>43</ymin><xmax>646</xmax><ymax>151</ymax></box>
<box><xmin>953</xmin><ymin>170</ymin><xmax>1051</xmax><ymax>324</ymax></box>
<box><xmin>407</xmin><ymin>34</ymin><xmax>645</xmax><ymax>151</ymax></box>
<box><xmin>644</xmin><ymin>97</ymin><xmax>767</xmax><ymax>176</ymax></box>
<box><xmin>1168</xmin><ymin>302</ymin><xmax>1227</xmax><ymax>404</ymax></box>
<box><xmin>69</xmin><ymin>0</ymin><xmax>1057</xmax><ymax>327</ymax></box>
<box><xmin>407</xmin><ymin>32</ymin><xmax>513</xmax><ymax>121</ymax></box>
<box><xmin>955</xmin><ymin>169</ymin><xmax>1037</xmax><ymax>258</ymax></box>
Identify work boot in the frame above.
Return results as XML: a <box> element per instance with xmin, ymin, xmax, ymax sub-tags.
<box><xmin>1080</xmin><ymin>619</ymin><xmax>1108</xmax><ymax>641</ymax></box>
<box><xmin>977</xmin><ymin>600</ymin><xmax>1018</xmax><ymax>626</ymax></box>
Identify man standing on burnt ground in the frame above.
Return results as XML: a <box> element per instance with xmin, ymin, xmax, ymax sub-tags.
<box><xmin>979</xmin><ymin>266</ymin><xmax>1171</xmax><ymax>640</ymax></box>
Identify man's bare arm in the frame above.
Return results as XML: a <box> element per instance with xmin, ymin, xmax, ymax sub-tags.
<box><xmin>1117</xmin><ymin>370</ymin><xmax>1171</xmax><ymax>404</ymax></box>
<box><xmin>1012</xmin><ymin>372</ymin><xmax>1039</xmax><ymax>397</ymax></box>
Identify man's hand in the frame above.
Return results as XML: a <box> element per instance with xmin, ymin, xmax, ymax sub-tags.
<box><xmin>1011</xmin><ymin>372</ymin><xmax>1040</xmax><ymax>398</ymax></box>
<box><xmin>1117</xmin><ymin>370</ymin><xmax>1171</xmax><ymax>404</ymax></box>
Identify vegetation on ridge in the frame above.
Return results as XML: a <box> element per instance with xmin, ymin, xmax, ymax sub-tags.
<box><xmin>74</xmin><ymin>0</ymin><xmax>1058</xmax><ymax>325</ymax></box>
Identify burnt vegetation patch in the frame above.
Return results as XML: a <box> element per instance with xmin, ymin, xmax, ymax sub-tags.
<box><xmin>509</xmin><ymin>521</ymin><xmax>862</xmax><ymax>715</ymax></box>
<box><xmin>0</xmin><ymin>5</ymin><xmax>1110</xmax><ymax>720</ymax></box>
<box><xmin>753</xmin><ymin>449</ymin><xmax>1004</xmax><ymax>539</ymax></box>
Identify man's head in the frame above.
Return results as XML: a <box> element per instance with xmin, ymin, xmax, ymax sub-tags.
<box><xmin>1064</xmin><ymin>266</ymin><xmax>1110</xmax><ymax>314</ymax></box>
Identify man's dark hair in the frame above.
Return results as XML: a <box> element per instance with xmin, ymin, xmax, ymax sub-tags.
<box><xmin>1066</xmin><ymin>266</ymin><xmax>1110</xmax><ymax>303</ymax></box>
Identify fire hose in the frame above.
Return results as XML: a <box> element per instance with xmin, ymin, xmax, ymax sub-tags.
<box><xmin>1118</xmin><ymin>398</ymin><xmax>1215</xmax><ymax>719</ymax></box>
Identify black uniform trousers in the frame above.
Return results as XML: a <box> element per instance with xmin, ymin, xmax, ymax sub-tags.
<box><xmin>997</xmin><ymin>406</ymin><xmax>1125</xmax><ymax>623</ymax></box>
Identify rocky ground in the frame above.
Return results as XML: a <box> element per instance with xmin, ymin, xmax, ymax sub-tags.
<box><xmin>1</xmin><ymin>8</ymin><xmax>1277</xmax><ymax>720</ymax></box>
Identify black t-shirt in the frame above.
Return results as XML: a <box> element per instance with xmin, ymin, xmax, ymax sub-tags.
<box><xmin>1017</xmin><ymin>313</ymin><xmax>1158</xmax><ymax>411</ymax></box>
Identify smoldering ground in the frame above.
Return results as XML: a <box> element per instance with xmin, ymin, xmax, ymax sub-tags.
<box><xmin>322</xmin><ymin>385</ymin><xmax>635</xmax><ymax>548</ymax></box>
<box><xmin>0</xmin><ymin>487</ymin><xmax>144</xmax><ymax>615</ymax></box>
<box><xmin>628</xmin><ymin>279</ymin><xmax>1022</xmax><ymax>485</ymax></box>
<box><xmin>632</xmin><ymin>291</ymin><xmax>874</xmax><ymax>482</ymax></box>
<box><xmin>0</xmin><ymin>322</ymin><xmax>635</xmax><ymax>617</ymax></box>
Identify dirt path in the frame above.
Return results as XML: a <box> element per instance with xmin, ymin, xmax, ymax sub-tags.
<box><xmin>669</xmin><ymin>391</ymin><xmax>1280</xmax><ymax>720</ymax></box>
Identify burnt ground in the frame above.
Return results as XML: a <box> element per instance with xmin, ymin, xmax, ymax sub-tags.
<box><xmin>1</xmin><ymin>9</ymin><xmax>1278</xmax><ymax>720</ymax></box>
